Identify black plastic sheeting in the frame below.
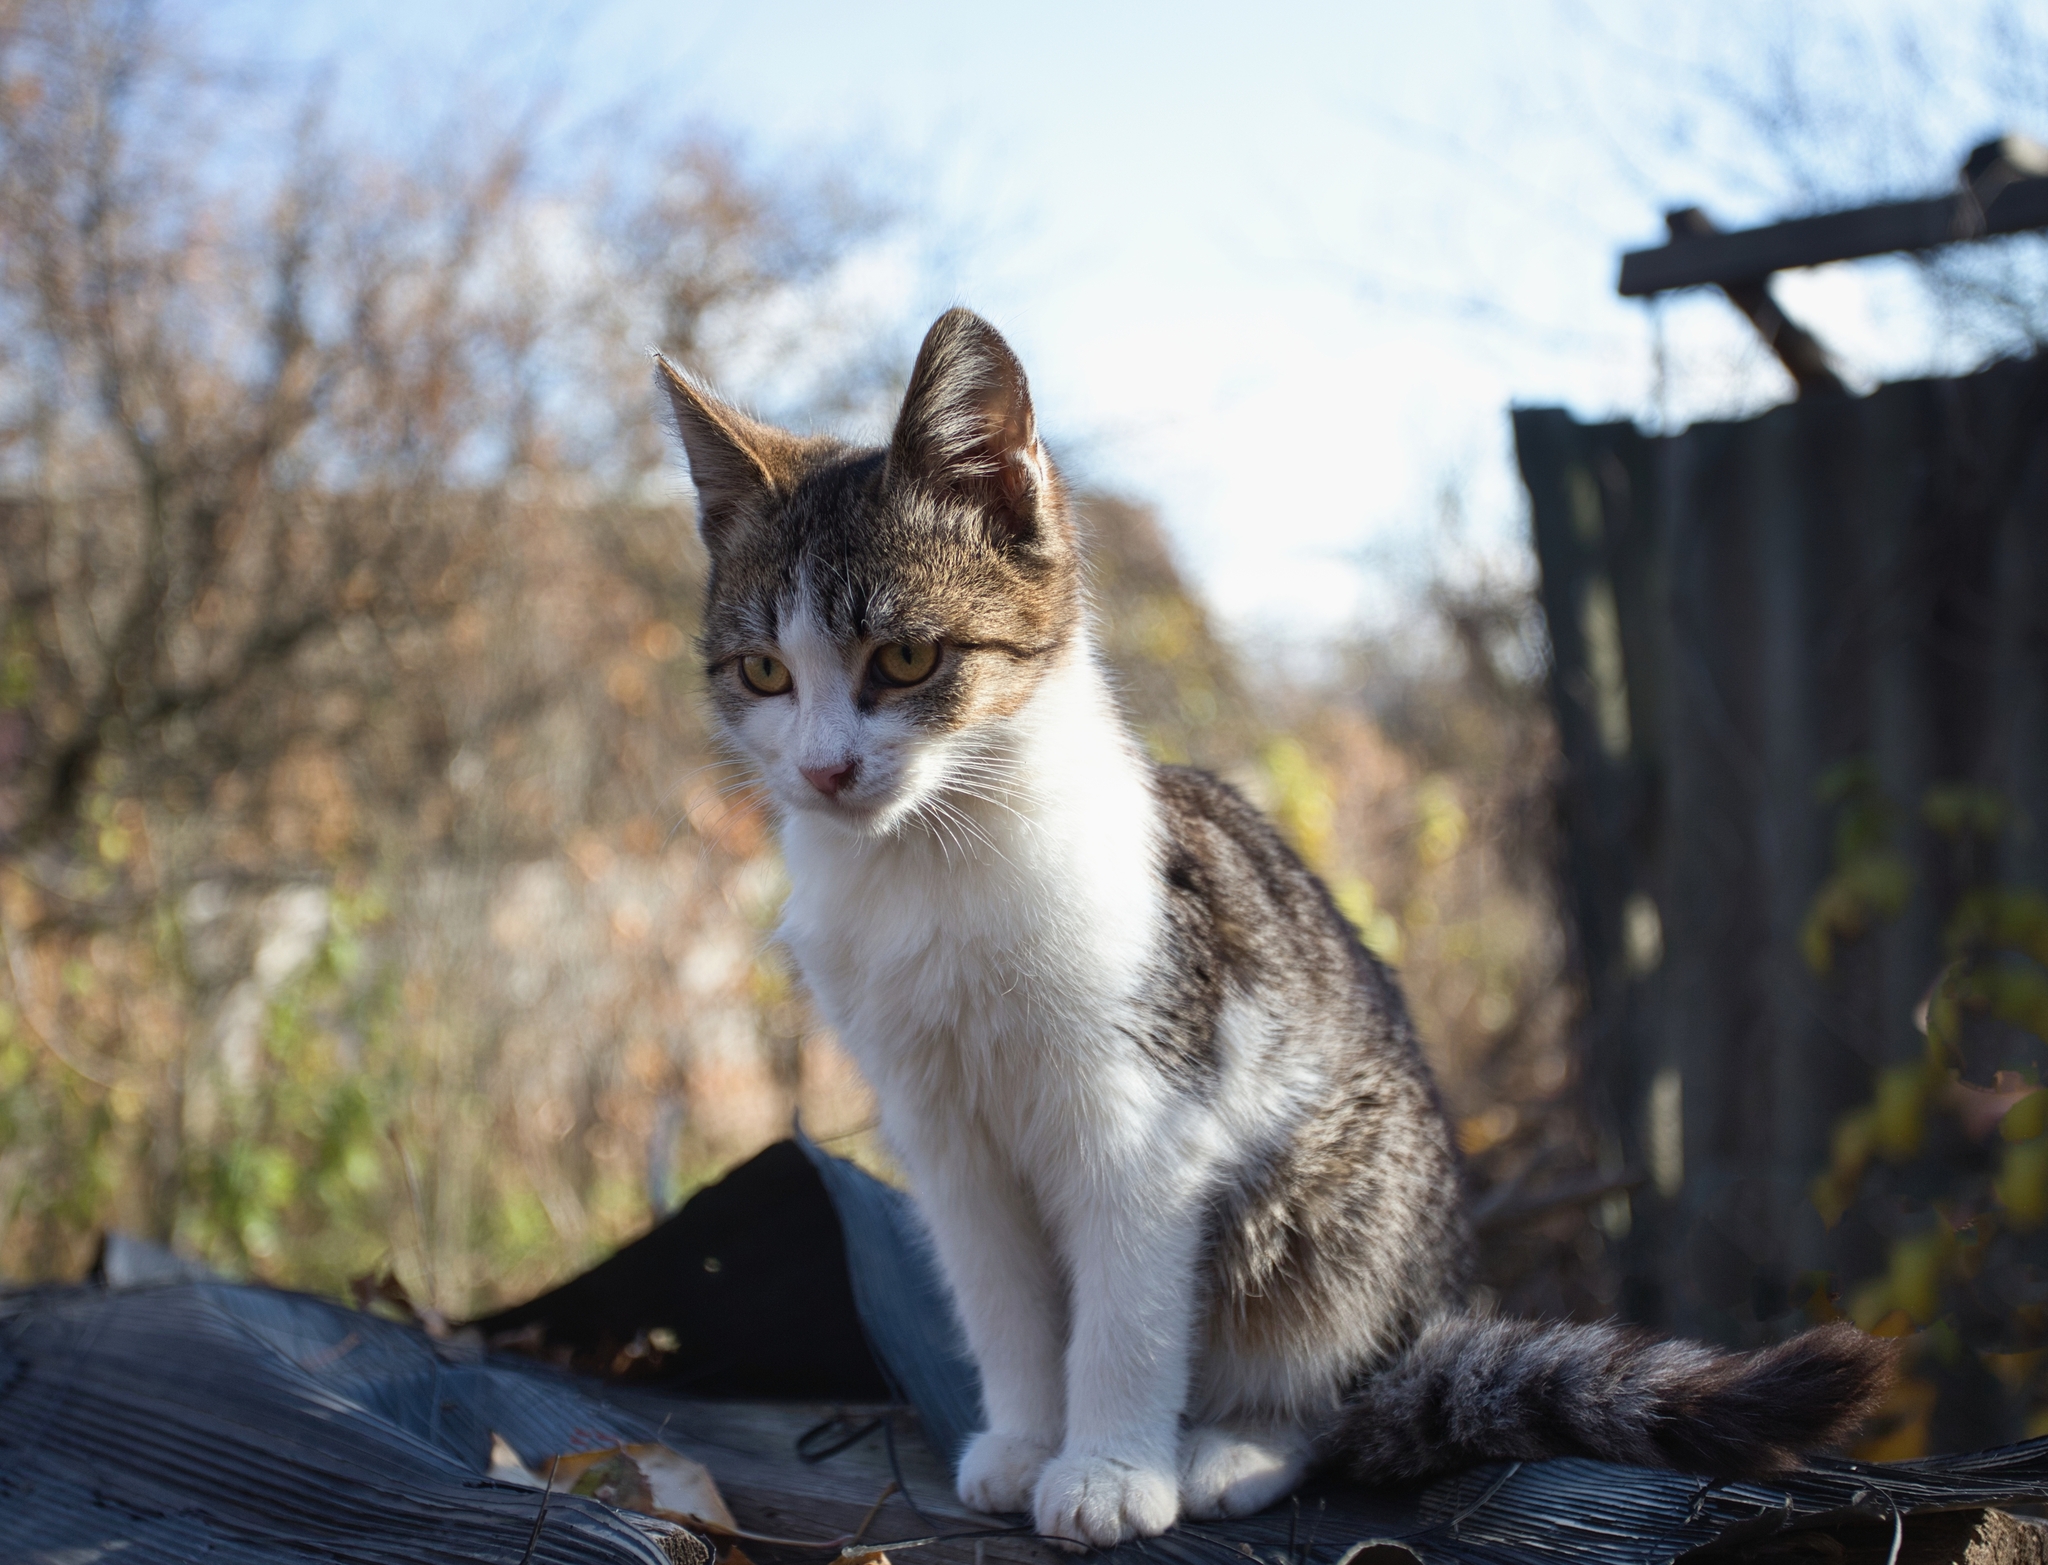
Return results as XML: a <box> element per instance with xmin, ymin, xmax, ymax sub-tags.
<box><xmin>0</xmin><ymin>1281</ymin><xmax>685</xmax><ymax>1563</ymax></box>
<box><xmin>8</xmin><ymin>1139</ymin><xmax>2048</xmax><ymax>1564</ymax></box>
<box><xmin>472</xmin><ymin>1137</ymin><xmax>894</xmax><ymax>1402</ymax></box>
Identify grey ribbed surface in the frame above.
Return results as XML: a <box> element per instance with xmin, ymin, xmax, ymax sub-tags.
<box><xmin>798</xmin><ymin>1129</ymin><xmax>985</xmax><ymax>1468</ymax></box>
<box><xmin>0</xmin><ymin>1281</ymin><xmax>677</xmax><ymax>1564</ymax></box>
<box><xmin>8</xmin><ymin>1157</ymin><xmax>2048</xmax><ymax>1563</ymax></box>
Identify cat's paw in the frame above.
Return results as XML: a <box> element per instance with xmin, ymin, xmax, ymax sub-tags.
<box><xmin>957</xmin><ymin>1430</ymin><xmax>1058</xmax><ymax>1515</ymax></box>
<box><xmin>1178</xmin><ymin>1425</ymin><xmax>1309</xmax><ymax>1519</ymax></box>
<box><xmin>1033</xmin><ymin>1450</ymin><xmax>1179</xmax><ymax>1549</ymax></box>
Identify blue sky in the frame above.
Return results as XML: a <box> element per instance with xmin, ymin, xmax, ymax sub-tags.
<box><xmin>219</xmin><ymin>0</ymin><xmax>2045</xmax><ymax>640</ymax></box>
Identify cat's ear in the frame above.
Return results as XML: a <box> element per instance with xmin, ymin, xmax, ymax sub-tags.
<box><xmin>887</xmin><ymin>309</ymin><xmax>1048</xmax><ymax>547</ymax></box>
<box><xmin>653</xmin><ymin>354</ymin><xmax>798</xmax><ymax>549</ymax></box>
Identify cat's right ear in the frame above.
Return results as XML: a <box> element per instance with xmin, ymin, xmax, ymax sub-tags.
<box><xmin>887</xmin><ymin>309</ymin><xmax>1049</xmax><ymax>549</ymax></box>
<box><xmin>653</xmin><ymin>354</ymin><xmax>792</xmax><ymax>550</ymax></box>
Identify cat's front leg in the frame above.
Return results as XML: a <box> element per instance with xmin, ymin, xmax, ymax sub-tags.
<box><xmin>1032</xmin><ymin>1169</ymin><xmax>1200</xmax><ymax>1548</ymax></box>
<box><xmin>905</xmin><ymin>1140</ymin><xmax>1068</xmax><ymax>1514</ymax></box>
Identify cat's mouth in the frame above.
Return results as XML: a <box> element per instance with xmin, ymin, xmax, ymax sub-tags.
<box><xmin>775</xmin><ymin>744</ymin><xmax>944</xmax><ymax>838</ymax></box>
<box><xmin>789</xmin><ymin>780</ymin><xmax>894</xmax><ymax>833</ymax></box>
<box><xmin>783</xmin><ymin>752</ymin><xmax>926</xmax><ymax>835</ymax></box>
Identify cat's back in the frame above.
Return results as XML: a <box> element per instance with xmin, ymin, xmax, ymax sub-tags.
<box><xmin>1150</xmin><ymin>766</ymin><xmax>1470</xmax><ymax>1407</ymax></box>
<box><xmin>1148</xmin><ymin>762</ymin><xmax>1418</xmax><ymax>1059</ymax></box>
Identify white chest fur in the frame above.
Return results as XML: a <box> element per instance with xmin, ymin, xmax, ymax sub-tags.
<box><xmin>775</xmin><ymin>649</ymin><xmax>1162</xmax><ymax>1160</ymax></box>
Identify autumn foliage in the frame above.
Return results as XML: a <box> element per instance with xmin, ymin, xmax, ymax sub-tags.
<box><xmin>0</xmin><ymin>0</ymin><xmax>1590</xmax><ymax>1322</ymax></box>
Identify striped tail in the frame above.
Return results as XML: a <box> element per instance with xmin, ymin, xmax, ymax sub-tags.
<box><xmin>1332</xmin><ymin>1316</ymin><xmax>1898</xmax><ymax>1484</ymax></box>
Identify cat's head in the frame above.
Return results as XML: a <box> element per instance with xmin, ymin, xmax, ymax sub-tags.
<box><xmin>658</xmin><ymin>309</ymin><xmax>1082</xmax><ymax>838</ymax></box>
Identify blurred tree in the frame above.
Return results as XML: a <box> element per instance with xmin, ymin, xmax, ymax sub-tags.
<box><xmin>0</xmin><ymin>0</ymin><xmax>898</xmax><ymax>851</ymax></box>
<box><xmin>0</xmin><ymin>0</ymin><xmax>907</xmax><ymax>1295</ymax></box>
<box><xmin>0</xmin><ymin>1</ymin><xmax>1588</xmax><ymax>1329</ymax></box>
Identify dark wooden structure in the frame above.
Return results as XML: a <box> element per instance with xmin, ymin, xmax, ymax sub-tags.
<box><xmin>1617</xmin><ymin>136</ymin><xmax>2048</xmax><ymax>399</ymax></box>
<box><xmin>1516</xmin><ymin>356</ymin><xmax>2048</xmax><ymax>1353</ymax></box>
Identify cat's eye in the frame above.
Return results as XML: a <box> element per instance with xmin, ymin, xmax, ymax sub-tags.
<box><xmin>871</xmin><ymin>641</ymin><xmax>940</xmax><ymax>688</ymax></box>
<box><xmin>739</xmin><ymin>654</ymin><xmax>792</xmax><ymax>696</ymax></box>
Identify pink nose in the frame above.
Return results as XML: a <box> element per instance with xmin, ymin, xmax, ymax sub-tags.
<box><xmin>801</xmin><ymin>760</ymin><xmax>858</xmax><ymax>797</ymax></box>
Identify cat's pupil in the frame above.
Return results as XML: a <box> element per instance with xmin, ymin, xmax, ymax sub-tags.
<box><xmin>741</xmin><ymin>655</ymin><xmax>789</xmax><ymax>694</ymax></box>
<box><xmin>880</xmin><ymin>643</ymin><xmax>934</xmax><ymax>683</ymax></box>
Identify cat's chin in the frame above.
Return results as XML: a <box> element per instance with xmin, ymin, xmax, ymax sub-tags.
<box><xmin>785</xmin><ymin>790</ymin><xmax>895</xmax><ymax>838</ymax></box>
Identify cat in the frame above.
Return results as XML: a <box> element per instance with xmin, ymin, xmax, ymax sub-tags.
<box><xmin>655</xmin><ymin>309</ymin><xmax>1897</xmax><ymax>1549</ymax></box>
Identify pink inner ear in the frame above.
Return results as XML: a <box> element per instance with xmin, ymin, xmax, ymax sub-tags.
<box><xmin>987</xmin><ymin>377</ymin><xmax>1035</xmax><ymax>474</ymax></box>
<box><xmin>999</xmin><ymin>444</ymin><xmax>1037</xmax><ymax>507</ymax></box>
<box><xmin>964</xmin><ymin>367</ymin><xmax>1038</xmax><ymax>514</ymax></box>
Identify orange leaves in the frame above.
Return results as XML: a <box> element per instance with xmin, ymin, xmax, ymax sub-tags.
<box><xmin>490</xmin><ymin>1440</ymin><xmax>743</xmax><ymax>1565</ymax></box>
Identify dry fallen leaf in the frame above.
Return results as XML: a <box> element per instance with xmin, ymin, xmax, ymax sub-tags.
<box><xmin>562</xmin><ymin>1449</ymin><xmax>657</xmax><ymax>1512</ymax></box>
<box><xmin>544</xmin><ymin>1443</ymin><xmax>737</xmax><ymax>1533</ymax></box>
<box><xmin>633</xmin><ymin>1444</ymin><xmax>739</xmax><ymax>1532</ymax></box>
<box><xmin>487</xmin><ymin>1433</ymin><xmax>543</xmax><ymax>1487</ymax></box>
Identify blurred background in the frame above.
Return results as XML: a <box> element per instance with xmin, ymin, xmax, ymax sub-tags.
<box><xmin>2</xmin><ymin>0</ymin><xmax>2045</xmax><ymax>1459</ymax></box>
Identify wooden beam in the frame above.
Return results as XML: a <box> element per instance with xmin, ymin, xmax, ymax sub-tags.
<box><xmin>1618</xmin><ymin>175</ymin><xmax>2048</xmax><ymax>296</ymax></box>
<box><xmin>1665</xmin><ymin>208</ymin><xmax>1847</xmax><ymax>398</ymax></box>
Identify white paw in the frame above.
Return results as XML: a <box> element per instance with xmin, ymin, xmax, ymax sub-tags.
<box><xmin>1178</xmin><ymin>1425</ymin><xmax>1309</xmax><ymax>1519</ymax></box>
<box><xmin>957</xmin><ymin>1429</ymin><xmax>1058</xmax><ymax>1515</ymax></box>
<box><xmin>1033</xmin><ymin>1450</ymin><xmax>1179</xmax><ymax>1549</ymax></box>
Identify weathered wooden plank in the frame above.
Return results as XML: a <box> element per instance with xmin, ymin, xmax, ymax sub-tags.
<box><xmin>1616</xmin><ymin>178</ymin><xmax>2048</xmax><ymax>295</ymax></box>
<box><xmin>1663</xmin><ymin>209</ymin><xmax>1847</xmax><ymax>398</ymax></box>
<box><xmin>1513</xmin><ymin>406</ymin><xmax>1671</xmax><ymax>1322</ymax></box>
<box><xmin>608</xmin><ymin>1395</ymin><xmax>1058</xmax><ymax>1565</ymax></box>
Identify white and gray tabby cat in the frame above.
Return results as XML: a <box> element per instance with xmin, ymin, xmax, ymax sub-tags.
<box><xmin>655</xmin><ymin>310</ymin><xmax>1895</xmax><ymax>1549</ymax></box>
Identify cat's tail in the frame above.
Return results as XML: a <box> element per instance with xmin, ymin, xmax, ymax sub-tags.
<box><xmin>1330</xmin><ymin>1315</ymin><xmax>1899</xmax><ymax>1484</ymax></box>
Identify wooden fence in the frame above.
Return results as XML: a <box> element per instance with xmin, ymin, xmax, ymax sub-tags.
<box><xmin>1516</xmin><ymin>355</ymin><xmax>2048</xmax><ymax>1360</ymax></box>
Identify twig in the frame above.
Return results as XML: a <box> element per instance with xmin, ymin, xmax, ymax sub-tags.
<box><xmin>1300</xmin><ymin>1497</ymin><xmax>1325</xmax><ymax>1565</ymax></box>
<box><xmin>1446</xmin><ymin>1461</ymin><xmax>1521</xmax><ymax>1537</ymax></box>
<box><xmin>388</xmin><ymin>1127</ymin><xmax>437</xmax><ymax>1311</ymax></box>
<box><xmin>716</xmin><ymin>1525</ymin><xmax>852</xmax><ymax>1550</ymax></box>
<box><xmin>796</xmin><ymin>1414</ymin><xmax>884</xmax><ymax>1463</ymax></box>
<box><xmin>849</xmin><ymin>1481</ymin><xmax>900</xmax><ymax>1547</ymax></box>
<box><xmin>1876</xmin><ymin>1482</ymin><xmax>1903</xmax><ymax>1565</ymax></box>
<box><xmin>517</xmin><ymin>1454</ymin><xmax>560</xmax><ymax>1565</ymax></box>
<box><xmin>883</xmin><ymin>1414</ymin><xmax>943</xmax><ymax>1532</ymax></box>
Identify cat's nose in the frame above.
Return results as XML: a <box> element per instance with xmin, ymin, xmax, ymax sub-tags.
<box><xmin>801</xmin><ymin>759</ymin><xmax>858</xmax><ymax>797</ymax></box>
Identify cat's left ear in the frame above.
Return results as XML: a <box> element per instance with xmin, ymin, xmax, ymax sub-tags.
<box><xmin>887</xmin><ymin>309</ymin><xmax>1049</xmax><ymax>547</ymax></box>
<box><xmin>653</xmin><ymin>354</ymin><xmax>802</xmax><ymax>552</ymax></box>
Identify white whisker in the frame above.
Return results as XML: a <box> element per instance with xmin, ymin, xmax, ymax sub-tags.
<box><xmin>917</xmin><ymin>796</ymin><xmax>972</xmax><ymax>863</ymax></box>
<box><xmin>922</xmin><ymin>794</ymin><xmax>1009</xmax><ymax>866</ymax></box>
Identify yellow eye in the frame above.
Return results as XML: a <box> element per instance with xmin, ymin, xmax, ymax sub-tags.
<box><xmin>739</xmin><ymin>654</ymin><xmax>792</xmax><ymax>695</ymax></box>
<box><xmin>872</xmin><ymin>641</ymin><xmax>939</xmax><ymax>687</ymax></box>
